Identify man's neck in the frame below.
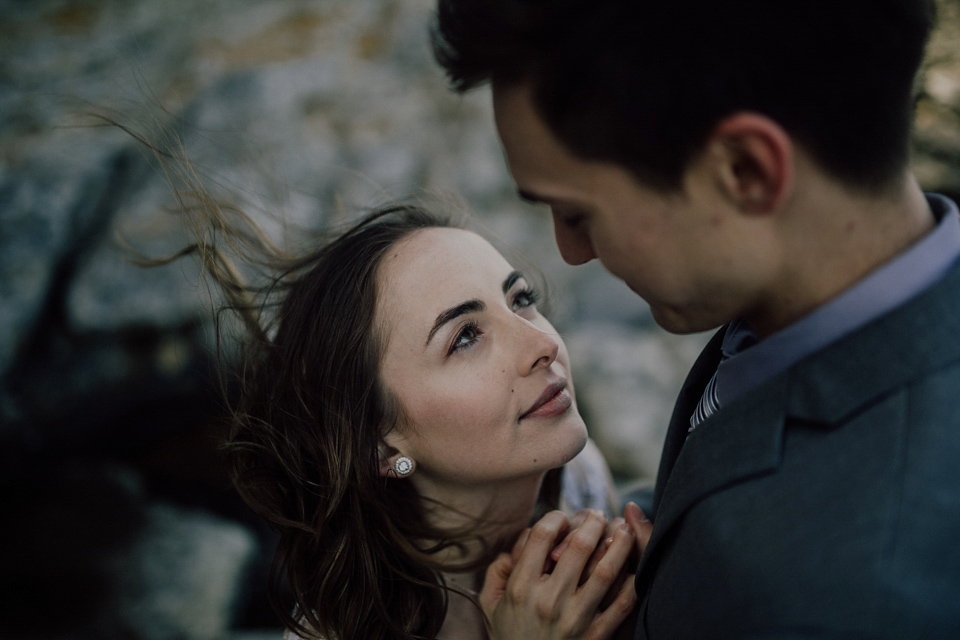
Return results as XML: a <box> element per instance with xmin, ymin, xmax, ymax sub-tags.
<box><xmin>745</xmin><ymin>170</ymin><xmax>934</xmax><ymax>339</ymax></box>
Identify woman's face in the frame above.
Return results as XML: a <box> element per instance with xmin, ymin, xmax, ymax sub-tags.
<box><xmin>376</xmin><ymin>227</ymin><xmax>588</xmax><ymax>490</ymax></box>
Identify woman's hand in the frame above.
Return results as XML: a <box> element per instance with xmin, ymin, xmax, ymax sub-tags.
<box><xmin>549</xmin><ymin>503</ymin><xmax>651</xmax><ymax>580</ymax></box>
<box><xmin>478</xmin><ymin>510</ymin><xmax>638</xmax><ymax>640</ymax></box>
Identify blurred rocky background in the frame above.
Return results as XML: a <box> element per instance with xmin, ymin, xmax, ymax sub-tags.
<box><xmin>1</xmin><ymin>0</ymin><xmax>958</xmax><ymax>637</ymax></box>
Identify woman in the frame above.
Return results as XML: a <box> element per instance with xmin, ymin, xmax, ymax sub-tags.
<box><xmin>193</xmin><ymin>202</ymin><xmax>639</xmax><ymax>639</ymax></box>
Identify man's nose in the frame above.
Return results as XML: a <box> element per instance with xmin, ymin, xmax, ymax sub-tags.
<box><xmin>552</xmin><ymin>215</ymin><xmax>596</xmax><ymax>265</ymax></box>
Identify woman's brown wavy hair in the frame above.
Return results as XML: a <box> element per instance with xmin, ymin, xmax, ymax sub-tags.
<box><xmin>217</xmin><ymin>204</ymin><xmax>562</xmax><ymax>640</ymax></box>
<box><xmin>116</xmin><ymin>123</ymin><xmax>564</xmax><ymax>637</ymax></box>
<box><xmin>225</xmin><ymin>204</ymin><xmax>459</xmax><ymax>640</ymax></box>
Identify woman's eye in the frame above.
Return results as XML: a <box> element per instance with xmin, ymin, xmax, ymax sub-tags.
<box><xmin>450</xmin><ymin>322</ymin><xmax>481</xmax><ymax>354</ymax></box>
<box><xmin>511</xmin><ymin>287</ymin><xmax>540</xmax><ymax>312</ymax></box>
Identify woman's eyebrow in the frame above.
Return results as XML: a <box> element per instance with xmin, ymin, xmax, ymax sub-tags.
<box><xmin>424</xmin><ymin>272</ymin><xmax>523</xmax><ymax>347</ymax></box>
<box><xmin>426</xmin><ymin>300</ymin><xmax>484</xmax><ymax>346</ymax></box>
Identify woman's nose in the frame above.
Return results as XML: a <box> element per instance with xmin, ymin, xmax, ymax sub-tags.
<box><xmin>516</xmin><ymin>319</ymin><xmax>560</xmax><ymax>375</ymax></box>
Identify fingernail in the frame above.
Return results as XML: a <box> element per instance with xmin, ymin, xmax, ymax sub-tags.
<box><xmin>604</xmin><ymin>536</ymin><xmax>614</xmax><ymax>547</ymax></box>
<box><xmin>551</xmin><ymin>539</ymin><xmax>568</xmax><ymax>560</ymax></box>
<box><xmin>626</xmin><ymin>501</ymin><xmax>650</xmax><ymax>523</ymax></box>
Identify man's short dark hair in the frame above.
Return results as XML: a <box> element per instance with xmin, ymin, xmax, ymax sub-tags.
<box><xmin>432</xmin><ymin>0</ymin><xmax>936</xmax><ymax>192</ymax></box>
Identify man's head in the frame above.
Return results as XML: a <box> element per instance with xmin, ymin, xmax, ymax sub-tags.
<box><xmin>432</xmin><ymin>0</ymin><xmax>936</xmax><ymax>334</ymax></box>
<box><xmin>433</xmin><ymin>0</ymin><xmax>935</xmax><ymax>193</ymax></box>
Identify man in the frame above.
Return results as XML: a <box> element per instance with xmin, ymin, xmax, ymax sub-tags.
<box><xmin>432</xmin><ymin>1</ymin><xmax>960</xmax><ymax>638</ymax></box>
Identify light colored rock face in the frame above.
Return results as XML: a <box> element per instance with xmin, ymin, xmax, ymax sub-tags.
<box><xmin>566</xmin><ymin>324</ymin><xmax>712</xmax><ymax>479</ymax></box>
<box><xmin>3</xmin><ymin>0</ymin><xmax>960</xmax><ymax>477</ymax></box>
<box><xmin>115</xmin><ymin>503</ymin><xmax>258</xmax><ymax>640</ymax></box>
<box><xmin>0</xmin><ymin>0</ymin><xmax>706</xmax><ymax>481</ymax></box>
<box><xmin>915</xmin><ymin>0</ymin><xmax>960</xmax><ymax>194</ymax></box>
<box><xmin>4</xmin><ymin>8</ymin><xmax>960</xmax><ymax>636</ymax></box>
<box><xmin>0</xmin><ymin>9</ymin><xmax>704</xmax><ymax>636</ymax></box>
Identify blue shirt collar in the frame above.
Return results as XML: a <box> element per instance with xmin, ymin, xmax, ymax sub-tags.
<box><xmin>715</xmin><ymin>193</ymin><xmax>960</xmax><ymax>407</ymax></box>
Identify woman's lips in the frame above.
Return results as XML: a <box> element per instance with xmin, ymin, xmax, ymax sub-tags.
<box><xmin>521</xmin><ymin>380</ymin><xmax>572</xmax><ymax>419</ymax></box>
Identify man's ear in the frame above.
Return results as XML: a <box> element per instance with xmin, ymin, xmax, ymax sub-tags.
<box><xmin>707</xmin><ymin>112</ymin><xmax>794</xmax><ymax>215</ymax></box>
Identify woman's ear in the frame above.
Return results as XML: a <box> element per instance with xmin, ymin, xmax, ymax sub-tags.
<box><xmin>707</xmin><ymin>112</ymin><xmax>794</xmax><ymax>215</ymax></box>
<box><xmin>378</xmin><ymin>436</ymin><xmax>416</xmax><ymax>478</ymax></box>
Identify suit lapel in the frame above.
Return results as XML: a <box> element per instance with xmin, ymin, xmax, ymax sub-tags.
<box><xmin>784</xmin><ymin>266</ymin><xmax>960</xmax><ymax>424</ymax></box>
<box><xmin>649</xmin><ymin>326</ymin><xmax>725</xmax><ymax>518</ymax></box>
<box><xmin>637</xmin><ymin>369</ymin><xmax>787</xmax><ymax>592</ymax></box>
<box><xmin>636</xmin><ymin>255</ymin><xmax>960</xmax><ymax>599</ymax></box>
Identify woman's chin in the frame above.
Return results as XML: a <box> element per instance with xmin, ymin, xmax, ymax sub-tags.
<box><xmin>556</xmin><ymin>413</ymin><xmax>589</xmax><ymax>467</ymax></box>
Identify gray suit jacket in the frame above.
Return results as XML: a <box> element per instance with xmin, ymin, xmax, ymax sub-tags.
<box><xmin>634</xmin><ymin>258</ymin><xmax>960</xmax><ymax>639</ymax></box>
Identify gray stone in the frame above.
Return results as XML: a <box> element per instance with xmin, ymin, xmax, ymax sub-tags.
<box><xmin>114</xmin><ymin>503</ymin><xmax>258</xmax><ymax>640</ymax></box>
<box><xmin>2</xmin><ymin>0</ymin><xmax>960</xmax><ymax>634</ymax></box>
<box><xmin>566</xmin><ymin>323</ymin><xmax>712</xmax><ymax>480</ymax></box>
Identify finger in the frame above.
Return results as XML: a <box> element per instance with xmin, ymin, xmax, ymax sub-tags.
<box><xmin>550</xmin><ymin>509</ymin><xmax>607</xmax><ymax>590</ymax></box>
<box><xmin>576</xmin><ymin>522</ymin><xmax>634</xmax><ymax>609</ymax></box>
<box><xmin>478</xmin><ymin>552</ymin><xmax>514</xmax><ymax>616</ymax></box>
<box><xmin>550</xmin><ymin>508</ymin><xmax>594</xmax><ymax>562</ymax></box>
<box><xmin>550</xmin><ymin>539</ymin><xmax>568</xmax><ymax>562</ymax></box>
<box><xmin>597</xmin><ymin>562</ymin><xmax>629</xmax><ymax>611</ymax></box>
<box><xmin>514</xmin><ymin>527</ymin><xmax>551</xmax><ymax>574</ymax></box>
<box><xmin>586</xmin><ymin>568</ymin><xmax>638</xmax><ymax>640</ymax></box>
<box><xmin>580</xmin><ymin>544</ymin><xmax>608</xmax><ymax>587</ymax></box>
<box><xmin>511</xmin><ymin>527</ymin><xmax>531</xmax><ymax>564</ymax></box>
<box><xmin>603</xmin><ymin>517</ymin><xmax>626</xmax><ymax>549</ymax></box>
<box><xmin>625</xmin><ymin>502</ymin><xmax>653</xmax><ymax>557</ymax></box>
<box><xmin>512</xmin><ymin>510</ymin><xmax>570</xmax><ymax>581</ymax></box>
<box><xmin>569</xmin><ymin>508</ymin><xmax>592</xmax><ymax>530</ymax></box>
<box><xmin>559</xmin><ymin>515</ymin><xmax>625</xmax><ymax>565</ymax></box>
<box><xmin>581</xmin><ymin>518</ymin><xmax>623</xmax><ymax>584</ymax></box>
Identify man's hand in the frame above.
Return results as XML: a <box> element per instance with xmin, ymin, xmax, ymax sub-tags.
<box><xmin>478</xmin><ymin>510</ymin><xmax>638</xmax><ymax>640</ymax></box>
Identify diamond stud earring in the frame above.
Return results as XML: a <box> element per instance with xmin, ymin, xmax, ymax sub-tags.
<box><xmin>393</xmin><ymin>456</ymin><xmax>414</xmax><ymax>477</ymax></box>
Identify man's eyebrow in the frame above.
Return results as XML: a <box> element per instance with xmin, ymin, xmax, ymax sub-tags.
<box><xmin>503</xmin><ymin>270</ymin><xmax>523</xmax><ymax>295</ymax></box>
<box><xmin>517</xmin><ymin>188</ymin><xmax>547</xmax><ymax>204</ymax></box>
<box><xmin>426</xmin><ymin>300</ymin><xmax>484</xmax><ymax>346</ymax></box>
<box><xmin>519</xmin><ymin>189</ymin><xmax>585</xmax><ymax>210</ymax></box>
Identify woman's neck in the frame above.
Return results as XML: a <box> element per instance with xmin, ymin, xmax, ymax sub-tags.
<box><xmin>437</xmin><ymin>571</ymin><xmax>487</xmax><ymax>640</ymax></box>
<box><xmin>412</xmin><ymin>472</ymin><xmax>546</xmax><ymax>565</ymax></box>
<box><xmin>411</xmin><ymin>472</ymin><xmax>547</xmax><ymax>640</ymax></box>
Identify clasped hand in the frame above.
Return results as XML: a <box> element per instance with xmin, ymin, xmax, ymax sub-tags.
<box><xmin>479</xmin><ymin>503</ymin><xmax>652</xmax><ymax>640</ymax></box>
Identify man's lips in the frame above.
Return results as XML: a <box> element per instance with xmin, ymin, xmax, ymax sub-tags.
<box><xmin>520</xmin><ymin>379</ymin><xmax>572</xmax><ymax>419</ymax></box>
